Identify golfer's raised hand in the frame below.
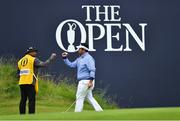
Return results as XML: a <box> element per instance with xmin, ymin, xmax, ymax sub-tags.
<box><xmin>62</xmin><ymin>52</ymin><xmax>68</xmax><ymax>59</ymax></box>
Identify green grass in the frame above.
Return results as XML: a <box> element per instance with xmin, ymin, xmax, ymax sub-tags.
<box><xmin>0</xmin><ymin>108</ymin><xmax>180</xmax><ymax>120</ymax></box>
<box><xmin>0</xmin><ymin>58</ymin><xmax>117</xmax><ymax>116</ymax></box>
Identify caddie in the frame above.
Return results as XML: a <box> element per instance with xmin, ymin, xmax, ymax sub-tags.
<box><xmin>17</xmin><ymin>47</ymin><xmax>56</xmax><ymax>114</ymax></box>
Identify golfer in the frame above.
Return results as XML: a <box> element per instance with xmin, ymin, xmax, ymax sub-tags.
<box><xmin>17</xmin><ymin>47</ymin><xmax>56</xmax><ymax>114</ymax></box>
<box><xmin>62</xmin><ymin>43</ymin><xmax>103</xmax><ymax>112</ymax></box>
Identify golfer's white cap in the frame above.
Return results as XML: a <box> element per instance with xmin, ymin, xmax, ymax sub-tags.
<box><xmin>76</xmin><ymin>43</ymin><xmax>89</xmax><ymax>51</ymax></box>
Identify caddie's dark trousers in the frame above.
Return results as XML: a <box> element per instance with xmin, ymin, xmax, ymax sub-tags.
<box><xmin>19</xmin><ymin>84</ymin><xmax>36</xmax><ymax>114</ymax></box>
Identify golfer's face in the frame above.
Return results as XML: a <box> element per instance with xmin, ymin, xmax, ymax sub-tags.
<box><xmin>78</xmin><ymin>48</ymin><xmax>84</xmax><ymax>55</ymax></box>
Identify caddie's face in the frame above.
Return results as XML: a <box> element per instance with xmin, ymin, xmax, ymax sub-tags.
<box><xmin>29</xmin><ymin>51</ymin><xmax>37</xmax><ymax>57</ymax></box>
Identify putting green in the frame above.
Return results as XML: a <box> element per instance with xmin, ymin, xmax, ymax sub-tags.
<box><xmin>0</xmin><ymin>107</ymin><xmax>180</xmax><ymax>120</ymax></box>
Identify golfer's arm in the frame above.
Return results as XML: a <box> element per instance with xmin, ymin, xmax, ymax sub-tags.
<box><xmin>63</xmin><ymin>58</ymin><xmax>77</xmax><ymax>68</ymax></box>
<box><xmin>87</xmin><ymin>59</ymin><xmax>96</xmax><ymax>80</ymax></box>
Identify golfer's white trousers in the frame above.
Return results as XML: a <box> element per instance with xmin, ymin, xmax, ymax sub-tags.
<box><xmin>75</xmin><ymin>80</ymin><xmax>103</xmax><ymax>112</ymax></box>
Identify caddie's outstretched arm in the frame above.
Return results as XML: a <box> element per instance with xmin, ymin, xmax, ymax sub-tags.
<box><xmin>34</xmin><ymin>53</ymin><xmax>56</xmax><ymax>67</ymax></box>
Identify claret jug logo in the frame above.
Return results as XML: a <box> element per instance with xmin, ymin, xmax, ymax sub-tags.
<box><xmin>56</xmin><ymin>5</ymin><xmax>147</xmax><ymax>52</ymax></box>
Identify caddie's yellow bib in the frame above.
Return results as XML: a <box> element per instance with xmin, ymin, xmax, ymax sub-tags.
<box><xmin>18</xmin><ymin>54</ymin><xmax>38</xmax><ymax>93</ymax></box>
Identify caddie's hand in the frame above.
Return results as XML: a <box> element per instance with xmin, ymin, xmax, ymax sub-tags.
<box><xmin>88</xmin><ymin>80</ymin><xmax>93</xmax><ymax>89</ymax></box>
<box><xmin>62</xmin><ymin>52</ymin><xmax>68</xmax><ymax>59</ymax></box>
<box><xmin>50</xmin><ymin>53</ymin><xmax>57</xmax><ymax>60</ymax></box>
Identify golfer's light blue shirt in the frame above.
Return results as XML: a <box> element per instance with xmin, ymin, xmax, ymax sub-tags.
<box><xmin>63</xmin><ymin>52</ymin><xmax>96</xmax><ymax>80</ymax></box>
